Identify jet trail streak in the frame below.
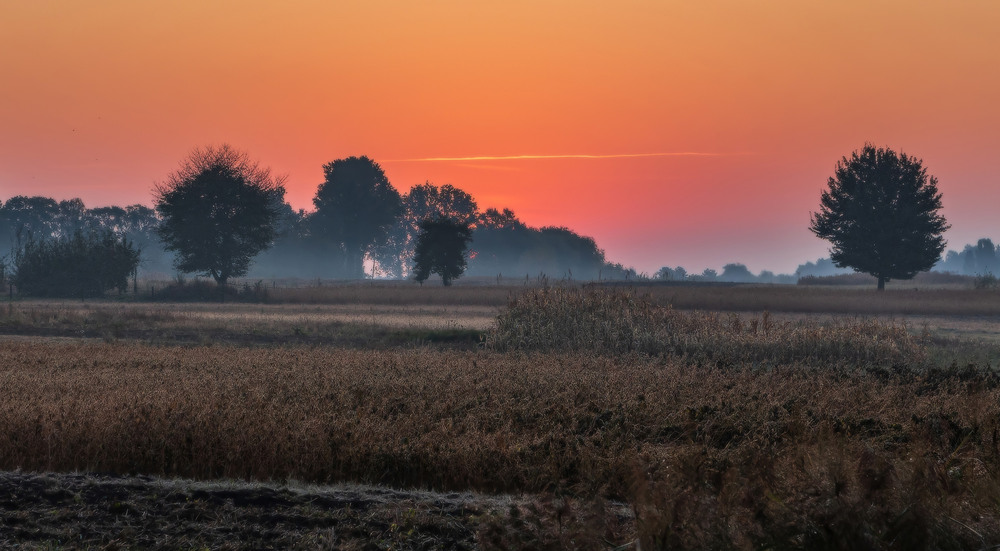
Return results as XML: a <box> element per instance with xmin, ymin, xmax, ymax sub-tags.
<box><xmin>383</xmin><ymin>152</ymin><xmax>738</xmax><ymax>162</ymax></box>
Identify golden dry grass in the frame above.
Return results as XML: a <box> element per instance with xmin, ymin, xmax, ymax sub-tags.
<box><xmin>4</xmin><ymin>284</ymin><xmax>1000</xmax><ymax>548</ymax></box>
<box><xmin>1</xmin><ymin>339</ymin><xmax>998</xmax><ymax>548</ymax></box>
<box><xmin>486</xmin><ymin>287</ymin><xmax>926</xmax><ymax>367</ymax></box>
<box><xmin>635</xmin><ymin>284</ymin><xmax>1000</xmax><ymax>316</ymax></box>
<box><xmin>137</xmin><ymin>277</ymin><xmax>1000</xmax><ymax>316</ymax></box>
<box><xmin>2</xmin><ymin>300</ymin><xmax>496</xmax><ymax>331</ymax></box>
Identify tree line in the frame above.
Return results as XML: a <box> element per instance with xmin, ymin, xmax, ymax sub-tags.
<box><xmin>0</xmin><ymin>147</ymin><xmax>627</xmax><ymax>294</ymax></box>
<box><xmin>0</xmin><ymin>143</ymin><xmax>991</xmax><ymax>295</ymax></box>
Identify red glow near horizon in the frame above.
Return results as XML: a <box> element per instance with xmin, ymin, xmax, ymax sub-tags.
<box><xmin>2</xmin><ymin>2</ymin><xmax>999</xmax><ymax>274</ymax></box>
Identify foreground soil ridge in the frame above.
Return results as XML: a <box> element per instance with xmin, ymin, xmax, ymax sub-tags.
<box><xmin>2</xmin><ymin>469</ymin><xmax>618</xmax><ymax>550</ymax></box>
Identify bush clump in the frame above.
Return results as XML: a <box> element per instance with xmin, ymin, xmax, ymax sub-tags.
<box><xmin>12</xmin><ymin>230</ymin><xmax>140</xmax><ymax>298</ymax></box>
<box><xmin>973</xmin><ymin>273</ymin><xmax>999</xmax><ymax>290</ymax></box>
<box><xmin>485</xmin><ymin>287</ymin><xmax>925</xmax><ymax>366</ymax></box>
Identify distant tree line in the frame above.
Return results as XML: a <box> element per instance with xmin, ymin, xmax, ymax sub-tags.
<box><xmin>653</xmin><ymin>263</ymin><xmax>797</xmax><ymax>284</ymax></box>
<box><xmin>2</xmin><ymin>144</ymin><xmax>987</xmax><ymax>294</ymax></box>
<box><xmin>936</xmin><ymin>238</ymin><xmax>999</xmax><ymax>276</ymax></box>
<box><xmin>0</xmin><ymin>150</ymin><xmax>626</xmax><ymax>289</ymax></box>
<box><xmin>795</xmin><ymin>238</ymin><xmax>1000</xmax><ymax>280</ymax></box>
<box><xmin>2</xmin><ymin>189</ymin><xmax>992</xmax><ymax>291</ymax></box>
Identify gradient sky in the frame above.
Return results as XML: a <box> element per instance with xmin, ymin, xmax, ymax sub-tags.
<box><xmin>2</xmin><ymin>1</ymin><xmax>998</xmax><ymax>274</ymax></box>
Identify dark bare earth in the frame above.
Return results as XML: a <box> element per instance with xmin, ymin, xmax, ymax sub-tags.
<box><xmin>0</xmin><ymin>470</ymin><xmax>502</xmax><ymax>550</ymax></box>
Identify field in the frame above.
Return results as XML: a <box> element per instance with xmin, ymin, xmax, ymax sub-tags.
<box><xmin>2</xmin><ymin>282</ymin><xmax>1000</xmax><ymax>549</ymax></box>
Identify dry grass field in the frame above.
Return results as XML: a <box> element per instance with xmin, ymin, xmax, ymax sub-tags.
<box><xmin>143</xmin><ymin>275</ymin><xmax>1000</xmax><ymax>316</ymax></box>
<box><xmin>1</xmin><ymin>283</ymin><xmax>1000</xmax><ymax>549</ymax></box>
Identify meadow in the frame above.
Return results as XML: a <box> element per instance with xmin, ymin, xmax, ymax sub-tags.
<box><xmin>1</xmin><ymin>282</ymin><xmax>999</xmax><ymax>549</ymax></box>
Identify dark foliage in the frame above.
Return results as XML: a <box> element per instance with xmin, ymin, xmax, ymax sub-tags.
<box><xmin>467</xmin><ymin>208</ymin><xmax>608</xmax><ymax>280</ymax></box>
<box><xmin>0</xmin><ymin>197</ymin><xmax>170</xmax><ymax>277</ymax></box>
<box><xmin>12</xmin><ymin>230</ymin><xmax>140</xmax><ymax>297</ymax></box>
<box><xmin>377</xmin><ymin>182</ymin><xmax>479</xmax><ymax>278</ymax></box>
<box><xmin>154</xmin><ymin>145</ymin><xmax>285</xmax><ymax>285</ymax></box>
<box><xmin>810</xmin><ymin>144</ymin><xmax>950</xmax><ymax>290</ymax></box>
<box><xmin>311</xmin><ymin>156</ymin><xmax>402</xmax><ymax>278</ymax></box>
<box><xmin>412</xmin><ymin>216</ymin><xmax>473</xmax><ymax>286</ymax></box>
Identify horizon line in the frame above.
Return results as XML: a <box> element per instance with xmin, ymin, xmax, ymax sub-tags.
<box><xmin>382</xmin><ymin>152</ymin><xmax>747</xmax><ymax>162</ymax></box>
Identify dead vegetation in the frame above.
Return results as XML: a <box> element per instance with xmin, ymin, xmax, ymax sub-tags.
<box><xmin>101</xmin><ymin>276</ymin><xmax>1000</xmax><ymax>316</ymax></box>
<box><xmin>486</xmin><ymin>287</ymin><xmax>926</xmax><ymax>366</ymax></box>
<box><xmin>1</xmin><ymin>286</ymin><xmax>999</xmax><ymax>549</ymax></box>
<box><xmin>0</xmin><ymin>301</ymin><xmax>490</xmax><ymax>348</ymax></box>
<box><xmin>1</xmin><ymin>339</ymin><xmax>999</xmax><ymax>548</ymax></box>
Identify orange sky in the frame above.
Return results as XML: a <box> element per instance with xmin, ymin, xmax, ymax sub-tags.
<box><xmin>2</xmin><ymin>1</ymin><xmax>999</xmax><ymax>274</ymax></box>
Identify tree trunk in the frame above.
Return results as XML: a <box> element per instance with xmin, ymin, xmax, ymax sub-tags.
<box><xmin>877</xmin><ymin>276</ymin><xmax>885</xmax><ymax>291</ymax></box>
<box><xmin>343</xmin><ymin>249</ymin><xmax>366</xmax><ymax>280</ymax></box>
<box><xmin>212</xmin><ymin>272</ymin><xmax>228</xmax><ymax>286</ymax></box>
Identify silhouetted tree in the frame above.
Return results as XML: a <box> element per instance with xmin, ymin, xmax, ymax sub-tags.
<box><xmin>412</xmin><ymin>216</ymin><xmax>473</xmax><ymax>286</ymax></box>
<box><xmin>377</xmin><ymin>182</ymin><xmax>479</xmax><ymax>278</ymax></box>
<box><xmin>154</xmin><ymin>145</ymin><xmax>285</xmax><ymax>285</ymax></box>
<box><xmin>312</xmin><ymin>156</ymin><xmax>401</xmax><ymax>278</ymax></box>
<box><xmin>12</xmin><ymin>229</ymin><xmax>140</xmax><ymax>297</ymax></box>
<box><xmin>0</xmin><ymin>196</ymin><xmax>62</xmax><ymax>250</ymax></box>
<box><xmin>810</xmin><ymin>145</ymin><xmax>949</xmax><ymax>290</ymax></box>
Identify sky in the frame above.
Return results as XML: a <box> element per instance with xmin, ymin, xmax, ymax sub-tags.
<box><xmin>2</xmin><ymin>1</ymin><xmax>999</xmax><ymax>275</ymax></box>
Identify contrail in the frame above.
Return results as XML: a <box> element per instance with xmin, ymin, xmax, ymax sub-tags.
<box><xmin>382</xmin><ymin>152</ymin><xmax>739</xmax><ymax>162</ymax></box>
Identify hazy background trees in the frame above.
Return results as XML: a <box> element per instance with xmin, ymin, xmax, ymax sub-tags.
<box><xmin>0</xmin><ymin>196</ymin><xmax>171</xmax><ymax>277</ymax></box>
<box><xmin>937</xmin><ymin>238</ymin><xmax>999</xmax><ymax>275</ymax></box>
<box><xmin>3</xmin><ymin>189</ymin><xmax>993</xmax><ymax>286</ymax></box>
<box><xmin>4</xmin><ymin>149</ymin><xmax>991</xmax><ymax>289</ymax></box>
<box><xmin>465</xmin><ymin>208</ymin><xmax>607</xmax><ymax>280</ymax></box>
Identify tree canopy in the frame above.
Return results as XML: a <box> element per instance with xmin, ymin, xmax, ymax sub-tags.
<box><xmin>12</xmin><ymin>229</ymin><xmax>140</xmax><ymax>297</ymax></box>
<box><xmin>376</xmin><ymin>182</ymin><xmax>479</xmax><ymax>278</ymax></box>
<box><xmin>311</xmin><ymin>156</ymin><xmax>401</xmax><ymax>278</ymax></box>
<box><xmin>810</xmin><ymin>144</ymin><xmax>949</xmax><ymax>290</ymax></box>
<box><xmin>154</xmin><ymin>145</ymin><xmax>285</xmax><ymax>285</ymax></box>
<box><xmin>412</xmin><ymin>216</ymin><xmax>473</xmax><ymax>286</ymax></box>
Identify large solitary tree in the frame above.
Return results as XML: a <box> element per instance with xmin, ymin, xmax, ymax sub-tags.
<box><xmin>810</xmin><ymin>144</ymin><xmax>949</xmax><ymax>290</ymax></box>
<box><xmin>154</xmin><ymin>145</ymin><xmax>286</xmax><ymax>285</ymax></box>
<box><xmin>311</xmin><ymin>156</ymin><xmax>401</xmax><ymax>278</ymax></box>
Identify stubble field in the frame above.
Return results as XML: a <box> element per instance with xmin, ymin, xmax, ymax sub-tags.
<box><xmin>1</xmin><ymin>282</ymin><xmax>999</xmax><ymax>549</ymax></box>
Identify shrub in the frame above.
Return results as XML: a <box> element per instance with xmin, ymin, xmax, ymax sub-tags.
<box><xmin>973</xmin><ymin>273</ymin><xmax>999</xmax><ymax>290</ymax></box>
<box><xmin>484</xmin><ymin>287</ymin><xmax>925</xmax><ymax>366</ymax></box>
<box><xmin>12</xmin><ymin>230</ymin><xmax>140</xmax><ymax>298</ymax></box>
